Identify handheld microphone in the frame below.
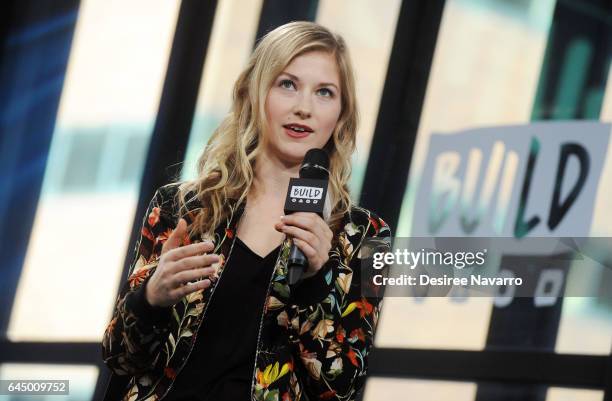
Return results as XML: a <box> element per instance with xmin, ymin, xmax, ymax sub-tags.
<box><xmin>284</xmin><ymin>149</ymin><xmax>330</xmax><ymax>285</ymax></box>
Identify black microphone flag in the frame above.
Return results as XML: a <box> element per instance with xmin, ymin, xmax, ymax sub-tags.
<box><xmin>284</xmin><ymin>149</ymin><xmax>330</xmax><ymax>285</ymax></box>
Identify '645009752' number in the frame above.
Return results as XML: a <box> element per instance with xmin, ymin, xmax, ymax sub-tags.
<box><xmin>1</xmin><ymin>380</ymin><xmax>69</xmax><ymax>395</ymax></box>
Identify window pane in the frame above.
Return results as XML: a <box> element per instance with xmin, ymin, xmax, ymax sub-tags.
<box><xmin>363</xmin><ymin>379</ymin><xmax>603</xmax><ymax>401</ymax></box>
<box><xmin>181</xmin><ymin>0</ymin><xmax>263</xmax><ymax>181</ymax></box>
<box><xmin>556</xmin><ymin>297</ymin><xmax>612</xmax><ymax>354</ymax></box>
<box><xmin>398</xmin><ymin>0</ymin><xmax>556</xmax><ymax>237</ymax></box>
<box><xmin>385</xmin><ymin>0</ymin><xmax>612</xmax><ymax>354</ymax></box>
<box><xmin>0</xmin><ymin>364</ymin><xmax>98</xmax><ymax>401</ymax></box>
<box><xmin>546</xmin><ymin>387</ymin><xmax>603</xmax><ymax>401</ymax></box>
<box><xmin>316</xmin><ymin>0</ymin><xmax>401</xmax><ymax>199</ymax></box>
<box><xmin>376</xmin><ymin>297</ymin><xmax>492</xmax><ymax>350</ymax></box>
<box><xmin>364</xmin><ymin>378</ymin><xmax>476</xmax><ymax>401</ymax></box>
<box><xmin>7</xmin><ymin>0</ymin><xmax>180</xmax><ymax>341</ymax></box>
<box><xmin>378</xmin><ymin>0</ymin><xmax>556</xmax><ymax>349</ymax></box>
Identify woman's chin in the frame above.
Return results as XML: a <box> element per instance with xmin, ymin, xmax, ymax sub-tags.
<box><xmin>275</xmin><ymin>144</ymin><xmax>312</xmax><ymax>164</ymax></box>
<box><xmin>260</xmin><ymin>140</ymin><xmax>316</xmax><ymax>167</ymax></box>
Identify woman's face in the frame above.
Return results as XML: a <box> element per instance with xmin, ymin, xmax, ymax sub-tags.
<box><xmin>263</xmin><ymin>50</ymin><xmax>342</xmax><ymax>166</ymax></box>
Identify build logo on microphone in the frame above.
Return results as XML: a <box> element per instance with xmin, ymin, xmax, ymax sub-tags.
<box><xmin>290</xmin><ymin>186</ymin><xmax>323</xmax><ymax>204</ymax></box>
<box><xmin>284</xmin><ymin>178</ymin><xmax>327</xmax><ymax>216</ymax></box>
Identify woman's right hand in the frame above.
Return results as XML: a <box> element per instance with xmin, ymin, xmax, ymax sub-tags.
<box><xmin>145</xmin><ymin>218</ymin><xmax>219</xmax><ymax>307</ymax></box>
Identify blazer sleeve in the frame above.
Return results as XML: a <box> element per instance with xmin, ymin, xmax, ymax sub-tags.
<box><xmin>101</xmin><ymin>188</ymin><xmax>175</xmax><ymax>376</ymax></box>
<box><xmin>289</xmin><ymin>211</ymin><xmax>391</xmax><ymax>401</ymax></box>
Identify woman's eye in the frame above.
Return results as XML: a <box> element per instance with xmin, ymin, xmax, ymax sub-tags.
<box><xmin>317</xmin><ymin>88</ymin><xmax>334</xmax><ymax>97</ymax></box>
<box><xmin>280</xmin><ymin>79</ymin><xmax>295</xmax><ymax>90</ymax></box>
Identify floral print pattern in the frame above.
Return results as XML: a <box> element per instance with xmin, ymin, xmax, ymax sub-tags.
<box><xmin>102</xmin><ymin>183</ymin><xmax>391</xmax><ymax>401</ymax></box>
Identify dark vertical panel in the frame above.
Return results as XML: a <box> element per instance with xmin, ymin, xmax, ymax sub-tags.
<box><xmin>0</xmin><ymin>0</ymin><xmax>80</xmax><ymax>337</ymax></box>
<box><xmin>254</xmin><ymin>0</ymin><xmax>319</xmax><ymax>44</ymax></box>
<box><xmin>358</xmin><ymin>0</ymin><xmax>446</xmax><ymax>232</ymax></box>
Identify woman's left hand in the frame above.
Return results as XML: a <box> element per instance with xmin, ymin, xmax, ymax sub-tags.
<box><xmin>274</xmin><ymin>212</ymin><xmax>333</xmax><ymax>278</ymax></box>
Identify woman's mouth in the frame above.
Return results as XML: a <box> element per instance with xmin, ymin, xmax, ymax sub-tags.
<box><xmin>283</xmin><ymin>124</ymin><xmax>313</xmax><ymax>139</ymax></box>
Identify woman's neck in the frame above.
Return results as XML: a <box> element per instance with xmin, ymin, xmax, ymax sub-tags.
<box><xmin>250</xmin><ymin>152</ymin><xmax>299</xmax><ymax>204</ymax></box>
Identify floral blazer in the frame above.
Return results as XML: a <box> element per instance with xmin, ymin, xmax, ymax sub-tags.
<box><xmin>102</xmin><ymin>183</ymin><xmax>391</xmax><ymax>401</ymax></box>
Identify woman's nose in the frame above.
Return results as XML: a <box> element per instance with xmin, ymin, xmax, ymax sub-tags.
<box><xmin>293</xmin><ymin>94</ymin><xmax>312</xmax><ymax>119</ymax></box>
<box><xmin>294</xmin><ymin>108</ymin><xmax>311</xmax><ymax>119</ymax></box>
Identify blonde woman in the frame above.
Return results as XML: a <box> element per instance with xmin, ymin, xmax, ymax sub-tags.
<box><xmin>102</xmin><ymin>21</ymin><xmax>391</xmax><ymax>401</ymax></box>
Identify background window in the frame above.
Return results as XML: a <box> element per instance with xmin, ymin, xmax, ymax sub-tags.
<box><xmin>7</xmin><ymin>0</ymin><xmax>181</xmax><ymax>342</ymax></box>
<box><xmin>378</xmin><ymin>0</ymin><xmax>557</xmax><ymax>350</ymax></box>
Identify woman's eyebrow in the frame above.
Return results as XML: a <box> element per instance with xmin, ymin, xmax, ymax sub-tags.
<box><xmin>279</xmin><ymin>71</ymin><xmax>339</xmax><ymax>90</ymax></box>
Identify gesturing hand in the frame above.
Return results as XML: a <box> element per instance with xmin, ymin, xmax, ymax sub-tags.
<box><xmin>145</xmin><ymin>219</ymin><xmax>219</xmax><ymax>307</ymax></box>
<box><xmin>274</xmin><ymin>212</ymin><xmax>333</xmax><ymax>278</ymax></box>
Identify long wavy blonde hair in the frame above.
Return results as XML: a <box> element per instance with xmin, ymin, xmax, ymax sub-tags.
<box><xmin>178</xmin><ymin>21</ymin><xmax>358</xmax><ymax>238</ymax></box>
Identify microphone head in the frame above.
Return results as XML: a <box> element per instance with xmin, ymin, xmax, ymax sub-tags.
<box><xmin>300</xmin><ymin>149</ymin><xmax>330</xmax><ymax>179</ymax></box>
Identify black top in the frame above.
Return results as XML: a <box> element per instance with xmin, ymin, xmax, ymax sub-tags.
<box><xmin>163</xmin><ymin>237</ymin><xmax>281</xmax><ymax>401</ymax></box>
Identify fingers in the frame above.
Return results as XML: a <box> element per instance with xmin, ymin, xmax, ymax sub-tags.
<box><xmin>282</xmin><ymin>225</ymin><xmax>332</xmax><ymax>260</ymax></box>
<box><xmin>170</xmin><ymin>279</ymin><xmax>212</xmax><ymax>300</ymax></box>
<box><xmin>292</xmin><ymin>238</ymin><xmax>318</xmax><ymax>260</ymax></box>
<box><xmin>279</xmin><ymin>224</ymin><xmax>318</xmax><ymax>247</ymax></box>
<box><xmin>149</xmin><ymin>262</ymin><xmax>216</xmax><ymax>307</ymax></box>
<box><xmin>172</xmin><ymin>266</ymin><xmax>217</xmax><ymax>287</ymax></box>
<box><xmin>161</xmin><ymin>218</ymin><xmax>187</xmax><ymax>254</ymax></box>
<box><xmin>165</xmin><ymin>241</ymin><xmax>215</xmax><ymax>262</ymax></box>
<box><xmin>169</xmin><ymin>253</ymin><xmax>220</xmax><ymax>274</ymax></box>
<box><xmin>277</xmin><ymin>213</ymin><xmax>332</xmax><ymax>273</ymax></box>
<box><xmin>277</xmin><ymin>213</ymin><xmax>332</xmax><ymax>243</ymax></box>
<box><xmin>148</xmin><ymin>232</ymin><xmax>219</xmax><ymax>306</ymax></box>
